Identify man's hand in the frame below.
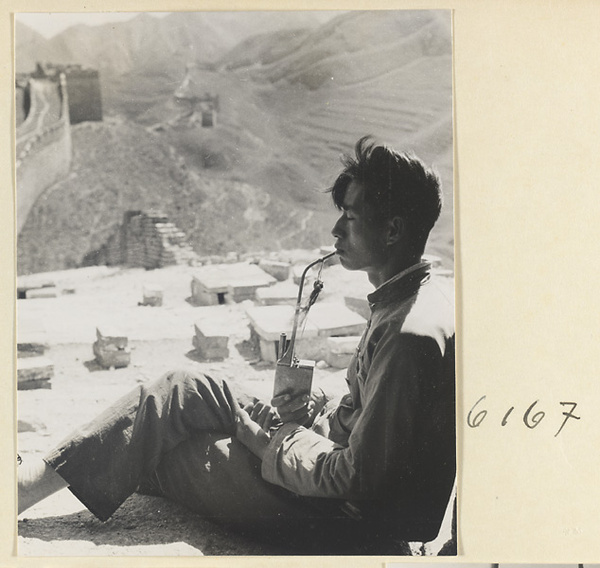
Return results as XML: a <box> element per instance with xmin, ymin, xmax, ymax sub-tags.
<box><xmin>234</xmin><ymin>404</ymin><xmax>270</xmax><ymax>460</ymax></box>
<box><xmin>242</xmin><ymin>399</ymin><xmax>278</xmax><ymax>432</ymax></box>
<box><xmin>271</xmin><ymin>388</ymin><xmax>328</xmax><ymax>427</ymax></box>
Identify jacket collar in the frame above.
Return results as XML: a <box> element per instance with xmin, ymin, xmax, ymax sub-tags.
<box><xmin>367</xmin><ymin>260</ymin><xmax>431</xmax><ymax>307</ymax></box>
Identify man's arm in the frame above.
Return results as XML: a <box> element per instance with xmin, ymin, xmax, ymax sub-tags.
<box><xmin>233</xmin><ymin>399</ymin><xmax>273</xmax><ymax>460</ymax></box>
<box><xmin>235</xmin><ymin>408</ymin><xmax>270</xmax><ymax>460</ymax></box>
<box><xmin>236</xmin><ymin>388</ymin><xmax>330</xmax><ymax>459</ymax></box>
<box><xmin>261</xmin><ymin>333</ymin><xmax>450</xmax><ymax>500</ymax></box>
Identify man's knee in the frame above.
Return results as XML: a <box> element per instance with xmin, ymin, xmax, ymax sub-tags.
<box><xmin>159</xmin><ymin>369</ymin><xmax>227</xmax><ymax>395</ymax></box>
<box><xmin>155</xmin><ymin>370</ymin><xmax>251</xmax><ymax>409</ymax></box>
<box><xmin>147</xmin><ymin>369</ymin><xmax>237</xmax><ymax>434</ymax></box>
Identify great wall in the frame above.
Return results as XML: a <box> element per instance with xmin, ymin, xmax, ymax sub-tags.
<box><xmin>16</xmin><ymin>62</ymin><xmax>222</xmax><ymax>248</ymax></box>
<box><xmin>16</xmin><ymin>63</ymin><xmax>103</xmax><ymax>234</ymax></box>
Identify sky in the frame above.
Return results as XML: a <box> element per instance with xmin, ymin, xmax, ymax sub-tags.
<box><xmin>16</xmin><ymin>12</ymin><xmax>170</xmax><ymax>38</ymax></box>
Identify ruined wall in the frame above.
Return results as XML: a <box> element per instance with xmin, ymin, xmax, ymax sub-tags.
<box><xmin>16</xmin><ymin>75</ymin><xmax>72</xmax><ymax>234</ymax></box>
<box><xmin>83</xmin><ymin>211</ymin><xmax>199</xmax><ymax>270</ymax></box>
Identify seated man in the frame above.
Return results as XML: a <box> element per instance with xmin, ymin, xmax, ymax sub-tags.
<box><xmin>18</xmin><ymin>137</ymin><xmax>456</xmax><ymax>555</ymax></box>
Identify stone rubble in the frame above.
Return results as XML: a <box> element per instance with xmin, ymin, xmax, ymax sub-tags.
<box><xmin>93</xmin><ymin>326</ymin><xmax>131</xmax><ymax>369</ymax></box>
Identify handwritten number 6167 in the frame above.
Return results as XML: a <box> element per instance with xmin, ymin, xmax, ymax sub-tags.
<box><xmin>467</xmin><ymin>396</ymin><xmax>580</xmax><ymax>437</ymax></box>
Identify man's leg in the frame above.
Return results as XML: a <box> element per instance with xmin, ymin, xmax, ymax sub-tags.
<box><xmin>150</xmin><ymin>433</ymin><xmax>412</xmax><ymax>555</ymax></box>
<box><xmin>22</xmin><ymin>370</ymin><xmax>238</xmax><ymax>521</ymax></box>
<box><xmin>18</xmin><ymin>459</ymin><xmax>68</xmax><ymax>514</ymax></box>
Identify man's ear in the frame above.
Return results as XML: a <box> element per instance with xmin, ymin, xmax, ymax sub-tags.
<box><xmin>386</xmin><ymin>216</ymin><xmax>405</xmax><ymax>245</ymax></box>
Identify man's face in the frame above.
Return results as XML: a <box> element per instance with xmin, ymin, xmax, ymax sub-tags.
<box><xmin>331</xmin><ymin>180</ymin><xmax>389</xmax><ymax>274</ymax></box>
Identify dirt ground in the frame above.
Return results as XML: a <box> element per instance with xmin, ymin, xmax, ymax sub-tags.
<box><xmin>16</xmin><ymin>260</ymin><xmax>373</xmax><ymax>556</ymax></box>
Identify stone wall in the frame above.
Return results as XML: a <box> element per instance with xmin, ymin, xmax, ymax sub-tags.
<box><xmin>83</xmin><ymin>210</ymin><xmax>199</xmax><ymax>270</ymax></box>
<box><xmin>16</xmin><ymin>76</ymin><xmax>72</xmax><ymax>234</ymax></box>
<box><xmin>16</xmin><ymin>64</ymin><xmax>104</xmax><ymax>235</ymax></box>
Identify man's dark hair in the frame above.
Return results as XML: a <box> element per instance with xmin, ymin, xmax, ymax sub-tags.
<box><xmin>329</xmin><ymin>136</ymin><xmax>442</xmax><ymax>250</ymax></box>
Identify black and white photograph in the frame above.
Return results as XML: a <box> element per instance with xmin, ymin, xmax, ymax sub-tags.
<box><xmin>15</xmin><ymin>10</ymin><xmax>455</xmax><ymax>556</ymax></box>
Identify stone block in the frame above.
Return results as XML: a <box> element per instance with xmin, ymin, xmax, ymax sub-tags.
<box><xmin>25</xmin><ymin>287</ymin><xmax>59</xmax><ymax>299</ymax></box>
<box><xmin>344</xmin><ymin>294</ymin><xmax>371</xmax><ymax>320</ymax></box>
<box><xmin>17</xmin><ymin>356</ymin><xmax>54</xmax><ymax>389</ymax></box>
<box><xmin>192</xmin><ymin>333</ymin><xmax>229</xmax><ymax>360</ymax></box>
<box><xmin>93</xmin><ymin>341</ymin><xmax>131</xmax><ymax>369</ymax></box>
<box><xmin>308</xmin><ymin>303</ymin><xmax>367</xmax><ymax>337</ymax></box>
<box><xmin>17</xmin><ymin>342</ymin><xmax>48</xmax><ymax>358</ymax></box>
<box><xmin>96</xmin><ymin>326</ymin><xmax>128</xmax><ymax>349</ymax></box>
<box><xmin>245</xmin><ymin>305</ymin><xmax>331</xmax><ymax>362</ymax></box>
<box><xmin>18</xmin><ymin>378</ymin><xmax>52</xmax><ymax>391</ymax></box>
<box><xmin>245</xmin><ymin>305</ymin><xmax>319</xmax><ymax>342</ymax></box>
<box><xmin>325</xmin><ymin>336</ymin><xmax>362</xmax><ymax>369</ymax></box>
<box><xmin>227</xmin><ymin>283</ymin><xmax>263</xmax><ymax>303</ymax></box>
<box><xmin>255</xmin><ymin>285</ymin><xmax>298</xmax><ymax>306</ymax></box>
<box><xmin>142</xmin><ymin>284</ymin><xmax>163</xmax><ymax>307</ymax></box>
<box><xmin>191</xmin><ymin>276</ymin><xmax>227</xmax><ymax>305</ymax></box>
<box><xmin>258</xmin><ymin>259</ymin><xmax>291</xmax><ymax>282</ymax></box>
<box><xmin>193</xmin><ymin>320</ymin><xmax>229</xmax><ymax>340</ymax></box>
<box><xmin>191</xmin><ymin>263</ymin><xmax>275</xmax><ymax>305</ymax></box>
<box><xmin>18</xmin><ymin>419</ymin><xmax>47</xmax><ymax>433</ymax></box>
<box><xmin>193</xmin><ymin>320</ymin><xmax>231</xmax><ymax>360</ymax></box>
<box><xmin>256</xmin><ymin>335</ymin><xmax>325</xmax><ymax>364</ymax></box>
<box><xmin>17</xmin><ymin>276</ymin><xmax>55</xmax><ymax>299</ymax></box>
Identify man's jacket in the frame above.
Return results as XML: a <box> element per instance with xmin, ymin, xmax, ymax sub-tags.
<box><xmin>262</xmin><ymin>261</ymin><xmax>456</xmax><ymax>542</ymax></box>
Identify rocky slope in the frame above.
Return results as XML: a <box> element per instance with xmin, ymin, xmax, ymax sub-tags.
<box><xmin>17</xmin><ymin>117</ymin><xmax>336</xmax><ymax>275</ymax></box>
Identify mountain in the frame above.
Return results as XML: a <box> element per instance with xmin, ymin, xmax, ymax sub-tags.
<box><xmin>137</xmin><ymin>10</ymin><xmax>452</xmax><ymax>195</ymax></box>
<box><xmin>15</xmin><ymin>22</ymin><xmax>47</xmax><ymax>73</ymax></box>
<box><xmin>16</xmin><ymin>11</ymin><xmax>341</xmax><ymax>120</ymax></box>
<box><xmin>15</xmin><ymin>11</ymin><xmax>339</xmax><ymax>75</ymax></box>
<box><xmin>232</xmin><ymin>11</ymin><xmax>451</xmax><ymax>89</ymax></box>
<box><xmin>16</xmin><ymin>10</ymin><xmax>454</xmax><ymax>275</ymax></box>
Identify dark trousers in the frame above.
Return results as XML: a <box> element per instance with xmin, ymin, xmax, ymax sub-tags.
<box><xmin>44</xmin><ymin>370</ymin><xmax>411</xmax><ymax>555</ymax></box>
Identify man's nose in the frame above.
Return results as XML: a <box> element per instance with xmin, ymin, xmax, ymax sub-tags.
<box><xmin>331</xmin><ymin>216</ymin><xmax>344</xmax><ymax>238</ymax></box>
